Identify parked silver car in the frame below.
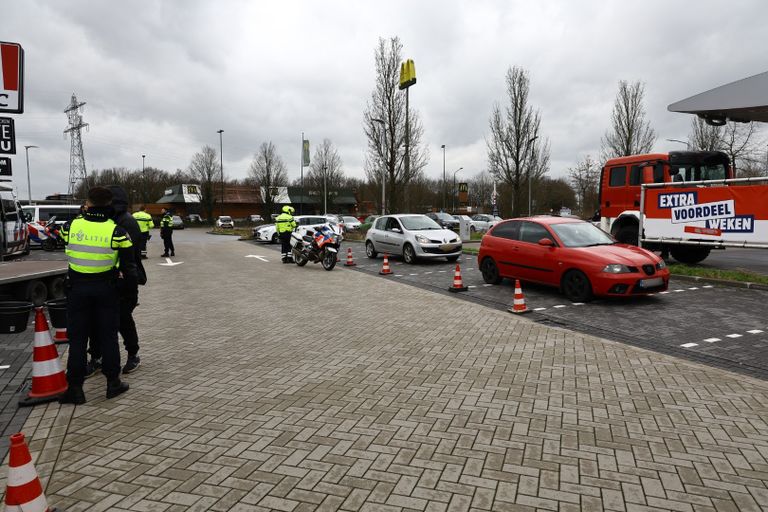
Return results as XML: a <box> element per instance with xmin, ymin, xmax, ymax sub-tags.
<box><xmin>365</xmin><ymin>214</ymin><xmax>462</xmax><ymax>263</ymax></box>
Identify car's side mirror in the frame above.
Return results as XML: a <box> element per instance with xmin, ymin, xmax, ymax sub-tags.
<box><xmin>538</xmin><ymin>238</ymin><xmax>554</xmax><ymax>247</ymax></box>
<box><xmin>391</xmin><ymin>227</ymin><xmax>402</xmax><ymax>233</ymax></box>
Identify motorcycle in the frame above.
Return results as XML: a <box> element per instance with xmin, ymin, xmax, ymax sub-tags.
<box><xmin>291</xmin><ymin>224</ymin><xmax>341</xmax><ymax>271</ymax></box>
<box><xmin>41</xmin><ymin>216</ymin><xmax>66</xmax><ymax>252</ymax></box>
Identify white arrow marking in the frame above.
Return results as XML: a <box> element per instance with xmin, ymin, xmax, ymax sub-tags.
<box><xmin>159</xmin><ymin>257</ymin><xmax>183</xmax><ymax>267</ymax></box>
<box><xmin>245</xmin><ymin>255</ymin><xmax>269</xmax><ymax>262</ymax></box>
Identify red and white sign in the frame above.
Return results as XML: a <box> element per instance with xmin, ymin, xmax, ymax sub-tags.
<box><xmin>644</xmin><ymin>183</ymin><xmax>768</xmax><ymax>246</ymax></box>
<box><xmin>0</xmin><ymin>42</ymin><xmax>24</xmax><ymax>114</ymax></box>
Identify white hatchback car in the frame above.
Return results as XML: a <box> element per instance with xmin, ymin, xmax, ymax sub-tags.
<box><xmin>253</xmin><ymin>215</ymin><xmax>343</xmax><ymax>243</ymax></box>
<box><xmin>365</xmin><ymin>214</ymin><xmax>462</xmax><ymax>263</ymax></box>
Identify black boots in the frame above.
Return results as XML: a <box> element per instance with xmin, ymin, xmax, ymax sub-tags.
<box><xmin>106</xmin><ymin>378</ymin><xmax>129</xmax><ymax>399</ymax></box>
<box><xmin>58</xmin><ymin>386</ymin><xmax>86</xmax><ymax>405</ymax></box>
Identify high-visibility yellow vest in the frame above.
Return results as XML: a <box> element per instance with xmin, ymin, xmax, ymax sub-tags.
<box><xmin>63</xmin><ymin>218</ymin><xmax>132</xmax><ymax>274</ymax></box>
<box><xmin>160</xmin><ymin>214</ymin><xmax>173</xmax><ymax>229</ymax></box>
<box><xmin>132</xmin><ymin>211</ymin><xmax>154</xmax><ymax>233</ymax></box>
<box><xmin>275</xmin><ymin>213</ymin><xmax>296</xmax><ymax>233</ymax></box>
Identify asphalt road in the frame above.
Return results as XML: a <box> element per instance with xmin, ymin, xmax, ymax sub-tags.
<box><xmin>256</xmin><ymin>238</ymin><xmax>768</xmax><ymax>379</ymax></box>
<box><xmin>699</xmin><ymin>247</ymin><xmax>768</xmax><ymax>275</ymax></box>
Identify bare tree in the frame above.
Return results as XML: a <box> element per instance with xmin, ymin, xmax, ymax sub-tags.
<box><xmin>719</xmin><ymin>122</ymin><xmax>764</xmax><ymax>178</ymax></box>
<box><xmin>467</xmin><ymin>171</ymin><xmax>495</xmax><ymax>213</ymax></box>
<box><xmin>688</xmin><ymin>117</ymin><xmax>722</xmax><ymax>151</ymax></box>
<box><xmin>486</xmin><ymin>66</ymin><xmax>550</xmax><ymax>217</ymax></box>
<box><xmin>249</xmin><ymin>141</ymin><xmax>288</xmax><ymax>218</ymax></box>
<box><xmin>568</xmin><ymin>155</ymin><xmax>600</xmax><ymax>216</ymax></box>
<box><xmin>188</xmin><ymin>145</ymin><xmax>220</xmax><ymax>221</ymax></box>
<box><xmin>363</xmin><ymin>36</ymin><xmax>428</xmax><ymax>213</ymax></box>
<box><xmin>306</xmin><ymin>139</ymin><xmax>345</xmax><ymax>198</ymax></box>
<box><xmin>601</xmin><ymin>80</ymin><xmax>656</xmax><ymax>159</ymax></box>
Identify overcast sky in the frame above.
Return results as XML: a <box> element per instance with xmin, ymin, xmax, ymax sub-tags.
<box><xmin>5</xmin><ymin>0</ymin><xmax>767</xmax><ymax>199</ymax></box>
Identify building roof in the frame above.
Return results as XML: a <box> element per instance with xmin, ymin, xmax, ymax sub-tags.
<box><xmin>668</xmin><ymin>71</ymin><xmax>768</xmax><ymax>124</ymax></box>
<box><xmin>156</xmin><ymin>184</ymin><xmax>202</xmax><ymax>204</ymax></box>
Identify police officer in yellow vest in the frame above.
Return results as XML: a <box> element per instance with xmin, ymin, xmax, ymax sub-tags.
<box><xmin>58</xmin><ymin>187</ymin><xmax>138</xmax><ymax>404</ymax></box>
<box><xmin>132</xmin><ymin>205</ymin><xmax>154</xmax><ymax>258</ymax></box>
<box><xmin>275</xmin><ymin>205</ymin><xmax>297</xmax><ymax>263</ymax></box>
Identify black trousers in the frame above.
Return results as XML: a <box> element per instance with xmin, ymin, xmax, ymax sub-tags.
<box><xmin>138</xmin><ymin>232</ymin><xmax>149</xmax><ymax>254</ymax></box>
<box><xmin>89</xmin><ymin>292</ymin><xmax>139</xmax><ymax>360</ymax></box>
<box><xmin>67</xmin><ymin>279</ymin><xmax>121</xmax><ymax>386</ymax></box>
<box><xmin>162</xmin><ymin>235</ymin><xmax>174</xmax><ymax>255</ymax></box>
<box><xmin>280</xmin><ymin>232</ymin><xmax>292</xmax><ymax>260</ymax></box>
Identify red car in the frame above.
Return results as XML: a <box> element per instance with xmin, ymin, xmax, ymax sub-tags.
<box><xmin>478</xmin><ymin>216</ymin><xmax>670</xmax><ymax>302</ymax></box>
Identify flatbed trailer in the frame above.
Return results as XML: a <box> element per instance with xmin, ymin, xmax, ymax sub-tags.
<box><xmin>0</xmin><ymin>260</ymin><xmax>68</xmax><ymax>305</ymax></box>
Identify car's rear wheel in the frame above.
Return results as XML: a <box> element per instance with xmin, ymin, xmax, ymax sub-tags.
<box><xmin>480</xmin><ymin>257</ymin><xmax>502</xmax><ymax>285</ymax></box>
<box><xmin>366</xmin><ymin>241</ymin><xmax>378</xmax><ymax>259</ymax></box>
<box><xmin>403</xmin><ymin>244</ymin><xmax>416</xmax><ymax>264</ymax></box>
<box><xmin>561</xmin><ymin>270</ymin><xmax>593</xmax><ymax>303</ymax></box>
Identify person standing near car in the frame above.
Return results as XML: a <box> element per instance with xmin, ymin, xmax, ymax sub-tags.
<box><xmin>132</xmin><ymin>205</ymin><xmax>154</xmax><ymax>258</ymax></box>
<box><xmin>160</xmin><ymin>208</ymin><xmax>175</xmax><ymax>257</ymax></box>
<box><xmin>275</xmin><ymin>205</ymin><xmax>297</xmax><ymax>263</ymax></box>
<box><xmin>58</xmin><ymin>186</ymin><xmax>135</xmax><ymax>404</ymax></box>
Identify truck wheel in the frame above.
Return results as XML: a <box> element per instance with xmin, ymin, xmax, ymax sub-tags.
<box><xmin>22</xmin><ymin>280</ymin><xmax>48</xmax><ymax>306</ymax></box>
<box><xmin>614</xmin><ymin>225</ymin><xmax>639</xmax><ymax>245</ymax></box>
<box><xmin>671</xmin><ymin>246</ymin><xmax>711</xmax><ymax>265</ymax></box>
<box><xmin>47</xmin><ymin>276</ymin><xmax>66</xmax><ymax>300</ymax></box>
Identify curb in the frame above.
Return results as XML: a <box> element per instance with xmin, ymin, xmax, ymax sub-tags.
<box><xmin>670</xmin><ymin>273</ymin><xmax>768</xmax><ymax>291</ymax></box>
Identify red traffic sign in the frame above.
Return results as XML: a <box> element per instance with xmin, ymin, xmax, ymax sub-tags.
<box><xmin>0</xmin><ymin>117</ymin><xmax>15</xmax><ymax>155</ymax></box>
<box><xmin>0</xmin><ymin>42</ymin><xmax>24</xmax><ymax>114</ymax></box>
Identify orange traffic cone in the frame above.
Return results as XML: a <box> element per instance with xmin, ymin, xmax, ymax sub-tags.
<box><xmin>18</xmin><ymin>308</ymin><xmax>68</xmax><ymax>407</ymax></box>
<box><xmin>379</xmin><ymin>254</ymin><xmax>392</xmax><ymax>275</ymax></box>
<box><xmin>448</xmin><ymin>264</ymin><xmax>468</xmax><ymax>292</ymax></box>
<box><xmin>52</xmin><ymin>327</ymin><xmax>68</xmax><ymax>345</ymax></box>
<box><xmin>4</xmin><ymin>432</ymin><xmax>59</xmax><ymax>511</ymax></box>
<box><xmin>508</xmin><ymin>279</ymin><xmax>530</xmax><ymax>314</ymax></box>
<box><xmin>344</xmin><ymin>247</ymin><xmax>356</xmax><ymax>267</ymax></box>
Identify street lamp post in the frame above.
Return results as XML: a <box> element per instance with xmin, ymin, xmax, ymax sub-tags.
<box><xmin>452</xmin><ymin>167</ymin><xmax>463</xmax><ymax>213</ymax></box>
<box><xmin>24</xmin><ymin>145</ymin><xmax>38</xmax><ymax>204</ymax></box>
<box><xmin>141</xmin><ymin>154</ymin><xmax>146</xmax><ymax>204</ymax></box>
<box><xmin>441</xmin><ymin>144</ymin><xmax>446</xmax><ymax>211</ymax></box>
<box><xmin>667</xmin><ymin>138</ymin><xmax>690</xmax><ymax>149</ymax></box>
<box><xmin>525</xmin><ymin>136</ymin><xmax>539</xmax><ymax>216</ymax></box>
<box><xmin>323</xmin><ymin>165</ymin><xmax>328</xmax><ymax>215</ymax></box>
<box><xmin>217</xmin><ymin>129</ymin><xmax>224</xmax><ymax>217</ymax></box>
<box><xmin>372</xmin><ymin>118</ymin><xmax>386</xmax><ymax>215</ymax></box>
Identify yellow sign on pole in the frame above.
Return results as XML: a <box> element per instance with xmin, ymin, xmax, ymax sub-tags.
<box><xmin>399</xmin><ymin>59</ymin><xmax>416</xmax><ymax>90</ymax></box>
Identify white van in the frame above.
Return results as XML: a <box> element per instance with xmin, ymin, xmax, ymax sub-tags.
<box><xmin>22</xmin><ymin>204</ymin><xmax>81</xmax><ymax>247</ymax></box>
<box><xmin>0</xmin><ymin>185</ymin><xmax>29</xmax><ymax>259</ymax></box>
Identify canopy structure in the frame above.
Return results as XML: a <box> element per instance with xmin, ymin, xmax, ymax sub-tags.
<box><xmin>668</xmin><ymin>71</ymin><xmax>768</xmax><ymax>124</ymax></box>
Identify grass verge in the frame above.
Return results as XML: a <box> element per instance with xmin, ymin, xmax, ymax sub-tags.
<box><xmin>209</xmin><ymin>227</ymin><xmax>253</xmax><ymax>238</ymax></box>
<box><xmin>668</xmin><ymin>263</ymin><xmax>768</xmax><ymax>285</ymax></box>
<box><xmin>463</xmin><ymin>247</ymin><xmax>479</xmax><ymax>255</ymax></box>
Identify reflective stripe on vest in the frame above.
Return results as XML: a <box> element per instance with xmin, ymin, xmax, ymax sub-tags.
<box><xmin>65</xmin><ymin>218</ymin><xmax>120</xmax><ymax>274</ymax></box>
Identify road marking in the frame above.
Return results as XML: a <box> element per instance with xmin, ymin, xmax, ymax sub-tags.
<box><xmin>438</xmin><ymin>270</ymin><xmax>447</xmax><ymax>273</ymax></box>
<box><xmin>409</xmin><ymin>273</ymin><xmax>418</xmax><ymax>276</ymax></box>
<box><xmin>681</xmin><ymin>343</ymin><xmax>698</xmax><ymax>348</ymax></box>
<box><xmin>703</xmin><ymin>285</ymin><xmax>714</xmax><ymax>288</ymax></box>
<box><xmin>747</xmin><ymin>329</ymin><xmax>764</xmax><ymax>334</ymax></box>
<box><xmin>703</xmin><ymin>337</ymin><xmax>721</xmax><ymax>343</ymax></box>
<box><xmin>465</xmin><ymin>268</ymin><xmax>474</xmax><ymax>271</ymax></box>
<box><xmin>425</xmin><ymin>272</ymin><xmax>433</xmax><ymax>274</ymax></box>
<box><xmin>533</xmin><ymin>307</ymin><xmax>547</xmax><ymax>311</ymax></box>
<box><xmin>572</xmin><ymin>302</ymin><xmax>585</xmax><ymax>306</ymax></box>
<box><xmin>0</xmin><ymin>365</ymin><xmax>9</xmax><ymax>370</ymax></box>
<box><xmin>482</xmin><ymin>284</ymin><xmax>493</xmax><ymax>287</ymax></box>
<box><xmin>688</xmin><ymin>287</ymin><xmax>699</xmax><ymax>290</ymax></box>
<box><xmin>553</xmin><ymin>305</ymin><xmax>567</xmax><ymax>309</ymax></box>
<box><xmin>659</xmin><ymin>291</ymin><xmax>670</xmax><ymax>294</ymax></box>
<box><xmin>468</xmin><ymin>285</ymin><xmax>476</xmax><ymax>289</ymax></box>
<box><xmin>726</xmin><ymin>333</ymin><xmax>743</xmax><ymax>338</ymax></box>
<box><xmin>245</xmin><ymin>255</ymin><xmax>269</xmax><ymax>262</ymax></box>
<box><xmin>158</xmin><ymin>257</ymin><xmax>183</xmax><ymax>267</ymax></box>
<box><xmin>674</xmin><ymin>289</ymin><xmax>685</xmax><ymax>293</ymax></box>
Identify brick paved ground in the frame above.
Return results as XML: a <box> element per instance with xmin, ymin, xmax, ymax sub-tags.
<box><xmin>3</xmin><ymin>231</ymin><xmax>768</xmax><ymax>511</ymax></box>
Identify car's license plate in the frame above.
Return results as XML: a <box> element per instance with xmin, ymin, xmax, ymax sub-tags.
<box><xmin>440</xmin><ymin>244</ymin><xmax>457</xmax><ymax>252</ymax></box>
<box><xmin>639</xmin><ymin>277</ymin><xmax>663</xmax><ymax>288</ymax></box>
